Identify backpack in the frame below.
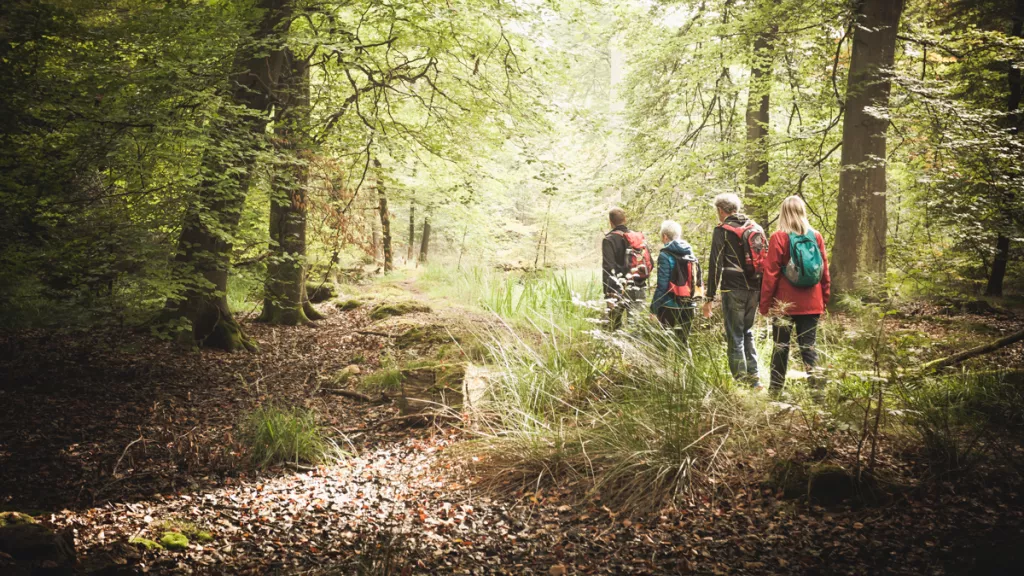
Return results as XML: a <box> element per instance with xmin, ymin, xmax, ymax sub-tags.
<box><xmin>719</xmin><ymin>220</ymin><xmax>768</xmax><ymax>279</ymax></box>
<box><xmin>667</xmin><ymin>254</ymin><xmax>704</xmax><ymax>303</ymax></box>
<box><xmin>610</xmin><ymin>230</ymin><xmax>653</xmax><ymax>283</ymax></box>
<box><xmin>783</xmin><ymin>229</ymin><xmax>824</xmax><ymax>287</ymax></box>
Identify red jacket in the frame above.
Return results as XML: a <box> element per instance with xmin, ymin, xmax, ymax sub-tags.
<box><xmin>759</xmin><ymin>230</ymin><xmax>831</xmax><ymax>316</ymax></box>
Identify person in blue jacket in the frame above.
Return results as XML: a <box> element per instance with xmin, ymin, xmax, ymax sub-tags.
<box><xmin>649</xmin><ymin>220</ymin><xmax>699</xmax><ymax>344</ymax></box>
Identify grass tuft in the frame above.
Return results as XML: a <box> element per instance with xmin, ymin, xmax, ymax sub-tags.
<box><xmin>243</xmin><ymin>405</ymin><xmax>340</xmax><ymax>469</ymax></box>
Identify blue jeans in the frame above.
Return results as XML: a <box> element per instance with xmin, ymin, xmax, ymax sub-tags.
<box><xmin>721</xmin><ymin>289</ymin><xmax>760</xmax><ymax>383</ymax></box>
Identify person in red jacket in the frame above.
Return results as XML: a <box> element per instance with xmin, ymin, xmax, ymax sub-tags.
<box><xmin>759</xmin><ymin>196</ymin><xmax>831</xmax><ymax>393</ymax></box>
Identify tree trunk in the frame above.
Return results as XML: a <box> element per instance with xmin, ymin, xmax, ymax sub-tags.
<box><xmin>407</xmin><ymin>204</ymin><xmax>416</xmax><ymax>264</ymax></box>
<box><xmin>744</xmin><ymin>17</ymin><xmax>774</xmax><ymax>228</ymax></box>
<box><xmin>163</xmin><ymin>0</ymin><xmax>292</xmax><ymax>351</ymax></box>
<box><xmin>419</xmin><ymin>216</ymin><xmax>431</xmax><ymax>265</ymax></box>
<box><xmin>378</xmin><ymin>181</ymin><xmax>393</xmax><ymax>273</ymax></box>
<box><xmin>831</xmin><ymin>0</ymin><xmax>905</xmax><ymax>294</ymax></box>
<box><xmin>260</xmin><ymin>49</ymin><xmax>322</xmax><ymax>325</ymax></box>
<box><xmin>985</xmin><ymin>0</ymin><xmax>1023</xmax><ymax>297</ymax></box>
<box><xmin>371</xmin><ymin>205</ymin><xmax>383</xmax><ymax>262</ymax></box>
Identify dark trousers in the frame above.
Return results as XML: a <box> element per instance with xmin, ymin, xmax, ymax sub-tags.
<box><xmin>608</xmin><ymin>286</ymin><xmax>645</xmax><ymax>331</ymax></box>
<box><xmin>656</xmin><ymin>307</ymin><xmax>695</xmax><ymax>344</ymax></box>
<box><xmin>770</xmin><ymin>314</ymin><xmax>820</xmax><ymax>391</ymax></box>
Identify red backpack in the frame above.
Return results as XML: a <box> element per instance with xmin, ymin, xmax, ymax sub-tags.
<box><xmin>719</xmin><ymin>221</ymin><xmax>767</xmax><ymax>278</ymax></box>
<box><xmin>610</xmin><ymin>230</ymin><xmax>653</xmax><ymax>282</ymax></box>
<box><xmin>668</xmin><ymin>254</ymin><xmax>704</xmax><ymax>302</ymax></box>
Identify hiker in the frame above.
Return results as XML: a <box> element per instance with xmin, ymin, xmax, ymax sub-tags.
<box><xmin>702</xmin><ymin>193</ymin><xmax>767</xmax><ymax>388</ymax></box>
<box><xmin>759</xmin><ymin>195</ymin><xmax>831</xmax><ymax>394</ymax></box>
<box><xmin>602</xmin><ymin>207</ymin><xmax>652</xmax><ymax>330</ymax></box>
<box><xmin>649</xmin><ymin>220</ymin><xmax>701</xmax><ymax>344</ymax></box>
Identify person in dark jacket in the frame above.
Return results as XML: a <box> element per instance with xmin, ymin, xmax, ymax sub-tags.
<box><xmin>760</xmin><ymin>195</ymin><xmax>831</xmax><ymax>393</ymax></box>
<box><xmin>702</xmin><ymin>193</ymin><xmax>762</xmax><ymax>387</ymax></box>
<box><xmin>602</xmin><ymin>207</ymin><xmax>647</xmax><ymax>330</ymax></box>
<box><xmin>649</xmin><ymin>220</ymin><xmax>699</xmax><ymax>344</ymax></box>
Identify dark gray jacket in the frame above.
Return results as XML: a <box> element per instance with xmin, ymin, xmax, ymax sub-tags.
<box><xmin>706</xmin><ymin>214</ymin><xmax>759</xmax><ymax>299</ymax></box>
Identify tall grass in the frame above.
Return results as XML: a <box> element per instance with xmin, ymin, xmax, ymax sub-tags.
<box><xmin>243</xmin><ymin>405</ymin><xmax>341</xmax><ymax>469</ymax></box>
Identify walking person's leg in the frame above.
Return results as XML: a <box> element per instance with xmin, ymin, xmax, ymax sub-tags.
<box><xmin>770</xmin><ymin>316</ymin><xmax>794</xmax><ymax>392</ymax></box>
<box><xmin>741</xmin><ymin>290</ymin><xmax>760</xmax><ymax>385</ymax></box>
<box><xmin>793</xmin><ymin>314</ymin><xmax>821</xmax><ymax>384</ymax></box>
<box><xmin>721</xmin><ymin>291</ymin><xmax>745</xmax><ymax>379</ymax></box>
<box><xmin>677</xmin><ymin>307</ymin><xmax>695</xmax><ymax>345</ymax></box>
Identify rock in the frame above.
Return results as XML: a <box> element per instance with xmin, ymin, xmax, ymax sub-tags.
<box><xmin>344</xmin><ymin>365</ymin><xmax>361</xmax><ymax>376</ymax></box>
<box><xmin>158</xmin><ymin>532</ymin><xmax>188</xmax><ymax>551</ymax></box>
<box><xmin>306</xmin><ymin>282</ymin><xmax>336</xmax><ymax>303</ymax></box>
<box><xmin>369</xmin><ymin>302</ymin><xmax>431</xmax><ymax>320</ymax></box>
<box><xmin>807</xmin><ymin>463</ymin><xmax>855</xmax><ymax>506</ymax></box>
<box><xmin>335</xmin><ymin>298</ymin><xmax>362</xmax><ymax>311</ymax></box>
<box><xmin>765</xmin><ymin>459</ymin><xmax>809</xmax><ymax>499</ymax></box>
<box><xmin>0</xmin><ymin>512</ymin><xmax>75</xmax><ymax>576</ymax></box>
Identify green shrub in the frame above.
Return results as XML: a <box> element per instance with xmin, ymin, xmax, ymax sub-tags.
<box><xmin>243</xmin><ymin>405</ymin><xmax>338</xmax><ymax>469</ymax></box>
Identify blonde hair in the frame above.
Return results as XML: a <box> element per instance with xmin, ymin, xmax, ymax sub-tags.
<box><xmin>778</xmin><ymin>195</ymin><xmax>810</xmax><ymax>235</ymax></box>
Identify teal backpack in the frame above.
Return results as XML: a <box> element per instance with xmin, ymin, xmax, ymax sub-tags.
<box><xmin>784</xmin><ymin>229</ymin><xmax>823</xmax><ymax>287</ymax></box>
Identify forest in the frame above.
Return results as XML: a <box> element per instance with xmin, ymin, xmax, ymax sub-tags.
<box><xmin>1</xmin><ymin>0</ymin><xmax>1024</xmax><ymax>574</ymax></box>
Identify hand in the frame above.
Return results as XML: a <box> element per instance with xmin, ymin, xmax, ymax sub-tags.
<box><xmin>701</xmin><ymin>301</ymin><xmax>714</xmax><ymax>319</ymax></box>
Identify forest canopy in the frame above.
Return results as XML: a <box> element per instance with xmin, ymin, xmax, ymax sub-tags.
<box><xmin>1</xmin><ymin>0</ymin><xmax>1022</xmax><ymax>340</ymax></box>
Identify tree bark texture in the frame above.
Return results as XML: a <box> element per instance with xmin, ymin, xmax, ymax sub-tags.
<box><xmin>831</xmin><ymin>0</ymin><xmax>905</xmax><ymax>294</ymax></box>
<box><xmin>985</xmin><ymin>0</ymin><xmax>1023</xmax><ymax>297</ymax></box>
<box><xmin>260</xmin><ymin>49</ymin><xmax>322</xmax><ymax>325</ymax></box>
<box><xmin>378</xmin><ymin>183</ymin><xmax>393</xmax><ymax>273</ymax></box>
<box><xmin>419</xmin><ymin>216</ymin><xmax>431</xmax><ymax>265</ymax></box>
<box><xmin>744</xmin><ymin>20</ymin><xmax>774</xmax><ymax>228</ymax></box>
<box><xmin>164</xmin><ymin>0</ymin><xmax>293</xmax><ymax>351</ymax></box>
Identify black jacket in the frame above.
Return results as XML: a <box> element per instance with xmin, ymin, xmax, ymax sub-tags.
<box><xmin>706</xmin><ymin>214</ymin><xmax>759</xmax><ymax>299</ymax></box>
<box><xmin>602</xmin><ymin>225</ymin><xmax>645</xmax><ymax>297</ymax></box>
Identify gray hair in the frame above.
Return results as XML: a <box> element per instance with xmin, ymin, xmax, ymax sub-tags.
<box><xmin>713</xmin><ymin>193</ymin><xmax>741</xmax><ymax>215</ymax></box>
<box><xmin>659</xmin><ymin>220</ymin><xmax>682</xmax><ymax>241</ymax></box>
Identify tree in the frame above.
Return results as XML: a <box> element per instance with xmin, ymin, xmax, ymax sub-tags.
<box><xmin>831</xmin><ymin>0</ymin><xmax>905</xmax><ymax>294</ymax></box>
<box><xmin>377</xmin><ymin>163</ymin><xmax>393</xmax><ymax>273</ymax></box>
<box><xmin>260</xmin><ymin>48</ymin><xmax>323</xmax><ymax>325</ymax></box>
<box><xmin>408</xmin><ymin>204</ymin><xmax>416</xmax><ymax>264</ymax></box>
<box><xmin>744</xmin><ymin>3</ymin><xmax>776</xmax><ymax>227</ymax></box>
<box><xmin>419</xmin><ymin>215</ymin><xmax>431</xmax><ymax>265</ymax></box>
<box><xmin>164</xmin><ymin>0</ymin><xmax>293</xmax><ymax>350</ymax></box>
<box><xmin>986</xmin><ymin>0</ymin><xmax>1024</xmax><ymax>296</ymax></box>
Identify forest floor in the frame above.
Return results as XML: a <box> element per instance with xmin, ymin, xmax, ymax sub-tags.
<box><xmin>2</xmin><ymin>273</ymin><xmax>1024</xmax><ymax>575</ymax></box>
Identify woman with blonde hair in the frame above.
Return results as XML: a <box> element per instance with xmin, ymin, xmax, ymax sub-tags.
<box><xmin>759</xmin><ymin>196</ymin><xmax>831</xmax><ymax>393</ymax></box>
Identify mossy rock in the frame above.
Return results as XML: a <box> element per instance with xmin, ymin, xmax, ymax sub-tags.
<box><xmin>395</xmin><ymin>325</ymin><xmax>456</xmax><ymax>349</ymax></box>
<box><xmin>194</xmin><ymin>531</ymin><xmax>214</xmax><ymax>543</ymax></box>
<box><xmin>0</xmin><ymin>512</ymin><xmax>35</xmax><ymax>527</ymax></box>
<box><xmin>129</xmin><ymin>537</ymin><xmax>163</xmax><ymax>551</ymax></box>
<box><xmin>369</xmin><ymin>302</ymin><xmax>431</xmax><ymax>320</ymax></box>
<box><xmin>765</xmin><ymin>459</ymin><xmax>810</xmax><ymax>499</ymax></box>
<box><xmin>807</xmin><ymin>463</ymin><xmax>855</xmax><ymax>506</ymax></box>
<box><xmin>307</xmin><ymin>282</ymin><xmax>337</xmax><ymax>304</ymax></box>
<box><xmin>158</xmin><ymin>532</ymin><xmax>189</xmax><ymax>551</ymax></box>
<box><xmin>0</xmin><ymin>514</ymin><xmax>75</xmax><ymax>575</ymax></box>
<box><xmin>335</xmin><ymin>298</ymin><xmax>363</xmax><ymax>311</ymax></box>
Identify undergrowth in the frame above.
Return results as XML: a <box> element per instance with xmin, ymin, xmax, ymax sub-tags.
<box><xmin>243</xmin><ymin>405</ymin><xmax>342</xmax><ymax>469</ymax></box>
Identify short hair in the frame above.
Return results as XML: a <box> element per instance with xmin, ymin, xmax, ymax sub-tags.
<box><xmin>659</xmin><ymin>220</ymin><xmax>682</xmax><ymax>241</ymax></box>
<box><xmin>713</xmin><ymin>193</ymin><xmax>741</xmax><ymax>215</ymax></box>
<box><xmin>609</xmin><ymin>207</ymin><xmax>627</xmax><ymax>226</ymax></box>
<box><xmin>778</xmin><ymin>195</ymin><xmax>810</xmax><ymax>235</ymax></box>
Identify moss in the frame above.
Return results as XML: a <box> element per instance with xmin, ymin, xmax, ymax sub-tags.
<box><xmin>129</xmin><ymin>537</ymin><xmax>163</xmax><ymax>551</ymax></box>
<box><xmin>306</xmin><ymin>282</ymin><xmax>336</xmax><ymax>304</ymax></box>
<box><xmin>153</xmin><ymin>518</ymin><xmax>212</xmax><ymax>544</ymax></box>
<box><xmin>195</xmin><ymin>531</ymin><xmax>214</xmax><ymax>543</ymax></box>
<box><xmin>0</xmin><ymin>511</ymin><xmax>36</xmax><ymax>527</ymax></box>
<box><xmin>369</xmin><ymin>301</ymin><xmax>431</xmax><ymax>320</ymax></box>
<box><xmin>395</xmin><ymin>325</ymin><xmax>456</xmax><ymax>349</ymax></box>
<box><xmin>765</xmin><ymin>459</ymin><xmax>809</xmax><ymax>499</ymax></box>
<box><xmin>335</xmin><ymin>298</ymin><xmax>363</xmax><ymax>311</ymax></box>
<box><xmin>158</xmin><ymin>532</ymin><xmax>189</xmax><ymax>551</ymax></box>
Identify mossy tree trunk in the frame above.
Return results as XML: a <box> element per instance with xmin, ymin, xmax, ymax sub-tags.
<box><xmin>260</xmin><ymin>49</ymin><xmax>322</xmax><ymax>325</ymax></box>
<box><xmin>419</xmin><ymin>215</ymin><xmax>431</xmax><ymax>265</ymax></box>
<box><xmin>164</xmin><ymin>0</ymin><xmax>293</xmax><ymax>351</ymax></box>
<box><xmin>831</xmin><ymin>0</ymin><xmax>905</xmax><ymax>294</ymax></box>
